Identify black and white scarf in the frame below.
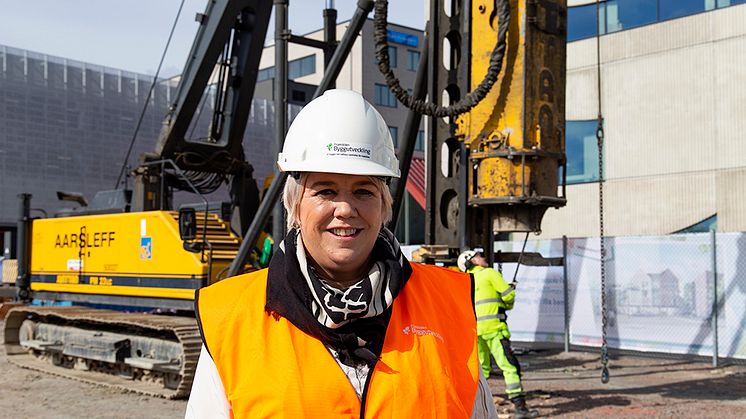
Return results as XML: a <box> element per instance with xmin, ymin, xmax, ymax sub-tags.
<box><xmin>265</xmin><ymin>228</ymin><xmax>412</xmax><ymax>366</ymax></box>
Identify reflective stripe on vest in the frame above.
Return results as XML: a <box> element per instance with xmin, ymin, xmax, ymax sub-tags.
<box><xmin>501</xmin><ymin>285</ymin><xmax>515</xmax><ymax>297</ymax></box>
<box><xmin>476</xmin><ymin>297</ymin><xmax>502</xmax><ymax>305</ymax></box>
<box><xmin>477</xmin><ymin>313</ymin><xmax>507</xmax><ymax>322</ymax></box>
<box><xmin>197</xmin><ymin>263</ymin><xmax>479</xmax><ymax>418</ymax></box>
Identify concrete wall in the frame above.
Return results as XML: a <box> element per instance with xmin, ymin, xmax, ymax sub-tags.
<box><xmin>540</xmin><ymin>5</ymin><xmax>746</xmax><ymax>238</ymax></box>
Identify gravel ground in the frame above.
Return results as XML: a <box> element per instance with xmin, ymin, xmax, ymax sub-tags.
<box><xmin>1</xmin><ymin>319</ymin><xmax>745</xmax><ymax>418</ymax></box>
<box><xmin>491</xmin><ymin>347</ymin><xmax>746</xmax><ymax>418</ymax></box>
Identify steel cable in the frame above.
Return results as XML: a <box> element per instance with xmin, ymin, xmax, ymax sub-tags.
<box><xmin>114</xmin><ymin>0</ymin><xmax>187</xmax><ymax>188</ymax></box>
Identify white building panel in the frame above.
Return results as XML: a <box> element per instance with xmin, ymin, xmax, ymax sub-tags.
<box><xmin>558</xmin><ymin>5</ymin><xmax>746</xmax><ymax>237</ymax></box>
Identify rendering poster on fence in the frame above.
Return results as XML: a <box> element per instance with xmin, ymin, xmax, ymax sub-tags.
<box><xmin>407</xmin><ymin>232</ymin><xmax>746</xmax><ymax>360</ymax></box>
<box><xmin>712</xmin><ymin>233</ymin><xmax>746</xmax><ymax>359</ymax></box>
<box><xmin>568</xmin><ymin>234</ymin><xmax>746</xmax><ymax>360</ymax></box>
<box><xmin>494</xmin><ymin>239</ymin><xmax>565</xmax><ymax>344</ymax></box>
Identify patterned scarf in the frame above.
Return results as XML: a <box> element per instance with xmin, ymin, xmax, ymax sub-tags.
<box><xmin>265</xmin><ymin>227</ymin><xmax>412</xmax><ymax>366</ymax></box>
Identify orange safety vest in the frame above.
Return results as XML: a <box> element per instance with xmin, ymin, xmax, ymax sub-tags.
<box><xmin>196</xmin><ymin>262</ymin><xmax>479</xmax><ymax>418</ymax></box>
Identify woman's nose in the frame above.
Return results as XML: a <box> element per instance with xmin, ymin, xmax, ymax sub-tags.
<box><xmin>333</xmin><ymin>197</ymin><xmax>357</xmax><ymax>218</ymax></box>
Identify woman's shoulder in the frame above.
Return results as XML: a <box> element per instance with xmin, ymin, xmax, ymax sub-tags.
<box><xmin>410</xmin><ymin>262</ymin><xmax>467</xmax><ymax>278</ymax></box>
<box><xmin>198</xmin><ymin>268</ymin><xmax>268</xmax><ymax>302</ymax></box>
<box><xmin>409</xmin><ymin>263</ymin><xmax>471</xmax><ymax>288</ymax></box>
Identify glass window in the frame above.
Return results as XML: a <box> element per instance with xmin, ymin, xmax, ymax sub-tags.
<box><xmin>565</xmin><ymin>120</ymin><xmax>600</xmax><ymax>184</ymax></box>
<box><xmin>415</xmin><ymin>130</ymin><xmax>425</xmax><ymax>151</ymax></box>
<box><xmin>389</xmin><ymin>126</ymin><xmax>398</xmax><ymax>148</ymax></box>
<box><xmin>659</xmin><ymin>0</ymin><xmax>706</xmax><ymax>20</ymax></box>
<box><xmin>673</xmin><ymin>215</ymin><xmax>717</xmax><ymax>234</ymax></box>
<box><xmin>568</xmin><ymin>3</ymin><xmax>603</xmax><ymax>41</ymax></box>
<box><xmin>374</xmin><ymin>83</ymin><xmax>397</xmax><ymax>108</ymax></box>
<box><xmin>288</xmin><ymin>55</ymin><xmax>316</xmax><ymax>79</ymax></box>
<box><xmin>257</xmin><ymin>67</ymin><xmax>275</xmax><ymax>82</ymax></box>
<box><xmin>407</xmin><ymin>50</ymin><xmax>420</xmax><ymax>71</ymax></box>
<box><xmin>605</xmin><ymin>0</ymin><xmax>657</xmax><ymax>33</ymax></box>
<box><xmin>717</xmin><ymin>0</ymin><xmax>746</xmax><ymax>7</ymax></box>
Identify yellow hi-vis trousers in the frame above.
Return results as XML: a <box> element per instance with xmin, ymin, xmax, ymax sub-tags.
<box><xmin>477</xmin><ymin>331</ymin><xmax>524</xmax><ymax>399</ymax></box>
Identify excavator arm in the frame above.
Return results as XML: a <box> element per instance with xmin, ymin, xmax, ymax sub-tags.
<box><xmin>134</xmin><ymin>0</ymin><xmax>272</xmax><ymax>237</ymax></box>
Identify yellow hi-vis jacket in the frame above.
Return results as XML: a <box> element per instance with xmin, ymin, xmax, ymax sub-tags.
<box><xmin>196</xmin><ymin>263</ymin><xmax>479</xmax><ymax>418</ymax></box>
<box><xmin>468</xmin><ymin>266</ymin><xmax>516</xmax><ymax>336</ymax></box>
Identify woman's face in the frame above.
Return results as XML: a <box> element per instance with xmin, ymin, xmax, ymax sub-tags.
<box><xmin>298</xmin><ymin>172</ymin><xmax>384</xmax><ymax>285</ymax></box>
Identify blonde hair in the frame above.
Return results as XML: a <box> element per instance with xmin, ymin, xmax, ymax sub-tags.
<box><xmin>282</xmin><ymin>173</ymin><xmax>393</xmax><ymax>230</ymax></box>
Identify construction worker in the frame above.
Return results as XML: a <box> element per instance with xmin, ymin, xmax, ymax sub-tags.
<box><xmin>186</xmin><ymin>90</ymin><xmax>498</xmax><ymax>418</ymax></box>
<box><xmin>458</xmin><ymin>249</ymin><xmax>537</xmax><ymax>419</ymax></box>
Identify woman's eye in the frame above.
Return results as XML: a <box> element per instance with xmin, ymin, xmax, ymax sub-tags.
<box><xmin>355</xmin><ymin>189</ymin><xmax>375</xmax><ymax>197</ymax></box>
<box><xmin>315</xmin><ymin>189</ymin><xmax>336</xmax><ymax>197</ymax></box>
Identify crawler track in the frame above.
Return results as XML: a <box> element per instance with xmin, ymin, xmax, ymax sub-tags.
<box><xmin>3</xmin><ymin>306</ymin><xmax>201</xmax><ymax>399</ymax></box>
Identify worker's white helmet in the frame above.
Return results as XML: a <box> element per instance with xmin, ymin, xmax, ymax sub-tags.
<box><xmin>277</xmin><ymin>89</ymin><xmax>400</xmax><ymax>178</ymax></box>
<box><xmin>457</xmin><ymin>250</ymin><xmax>479</xmax><ymax>272</ymax></box>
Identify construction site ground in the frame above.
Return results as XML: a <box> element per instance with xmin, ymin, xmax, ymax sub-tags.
<box><xmin>1</xmin><ymin>320</ymin><xmax>745</xmax><ymax>418</ymax></box>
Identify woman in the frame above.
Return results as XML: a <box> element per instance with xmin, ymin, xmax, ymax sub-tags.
<box><xmin>186</xmin><ymin>89</ymin><xmax>497</xmax><ymax>418</ymax></box>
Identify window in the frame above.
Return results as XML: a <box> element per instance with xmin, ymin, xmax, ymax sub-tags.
<box><xmin>257</xmin><ymin>67</ymin><xmax>275</xmax><ymax>82</ymax></box>
<box><xmin>415</xmin><ymin>130</ymin><xmax>425</xmax><ymax>151</ymax></box>
<box><xmin>388</xmin><ymin>126</ymin><xmax>398</xmax><ymax>148</ymax></box>
<box><xmin>374</xmin><ymin>83</ymin><xmax>397</xmax><ymax>108</ymax></box>
<box><xmin>659</xmin><ymin>0</ymin><xmax>705</xmax><ymax>20</ymax></box>
<box><xmin>605</xmin><ymin>0</ymin><xmax>657</xmax><ymax>33</ymax></box>
<box><xmin>260</xmin><ymin>56</ymin><xmax>316</xmax><ymax>81</ymax></box>
<box><xmin>568</xmin><ymin>3</ymin><xmax>603</xmax><ymax>41</ymax></box>
<box><xmin>565</xmin><ymin>120</ymin><xmax>600</xmax><ymax>184</ymax></box>
<box><xmin>288</xmin><ymin>55</ymin><xmax>316</xmax><ymax>79</ymax></box>
<box><xmin>568</xmin><ymin>0</ymin><xmax>739</xmax><ymax>42</ymax></box>
<box><xmin>673</xmin><ymin>215</ymin><xmax>717</xmax><ymax>234</ymax></box>
<box><xmin>291</xmin><ymin>89</ymin><xmax>307</xmax><ymax>103</ymax></box>
<box><xmin>407</xmin><ymin>50</ymin><xmax>421</xmax><ymax>71</ymax></box>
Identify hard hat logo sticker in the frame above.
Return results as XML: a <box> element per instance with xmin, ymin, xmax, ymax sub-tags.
<box><xmin>325</xmin><ymin>142</ymin><xmax>372</xmax><ymax>159</ymax></box>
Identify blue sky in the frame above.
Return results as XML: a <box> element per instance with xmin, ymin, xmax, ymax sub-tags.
<box><xmin>1</xmin><ymin>0</ymin><xmax>424</xmax><ymax>78</ymax></box>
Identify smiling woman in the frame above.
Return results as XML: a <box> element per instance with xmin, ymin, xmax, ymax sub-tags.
<box><xmin>186</xmin><ymin>89</ymin><xmax>497</xmax><ymax>418</ymax></box>
<box><xmin>289</xmin><ymin>173</ymin><xmax>389</xmax><ymax>286</ymax></box>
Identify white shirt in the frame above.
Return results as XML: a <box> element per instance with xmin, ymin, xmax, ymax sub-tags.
<box><xmin>185</xmin><ymin>345</ymin><xmax>498</xmax><ymax>418</ymax></box>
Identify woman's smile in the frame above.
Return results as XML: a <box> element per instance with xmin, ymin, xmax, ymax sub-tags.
<box><xmin>299</xmin><ymin>172</ymin><xmax>384</xmax><ymax>286</ymax></box>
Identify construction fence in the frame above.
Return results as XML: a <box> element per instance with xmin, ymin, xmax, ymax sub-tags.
<box><xmin>489</xmin><ymin>232</ymin><xmax>746</xmax><ymax>361</ymax></box>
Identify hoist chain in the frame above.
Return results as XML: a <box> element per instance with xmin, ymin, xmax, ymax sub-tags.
<box><xmin>596</xmin><ymin>0</ymin><xmax>610</xmax><ymax>385</ymax></box>
<box><xmin>597</xmin><ymin>117</ymin><xmax>609</xmax><ymax>384</ymax></box>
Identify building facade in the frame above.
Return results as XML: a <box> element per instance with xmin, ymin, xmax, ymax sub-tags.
<box><xmin>539</xmin><ymin>0</ymin><xmax>746</xmax><ymax>239</ymax></box>
<box><xmin>0</xmin><ymin>44</ymin><xmax>279</xmax><ymax>254</ymax></box>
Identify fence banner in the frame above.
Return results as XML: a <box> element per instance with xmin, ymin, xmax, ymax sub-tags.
<box><xmin>494</xmin><ymin>239</ymin><xmax>566</xmax><ymax>344</ymax></box>
<box><xmin>713</xmin><ymin>233</ymin><xmax>746</xmax><ymax>359</ymax></box>
<box><xmin>402</xmin><ymin>232</ymin><xmax>746</xmax><ymax>360</ymax></box>
<box><xmin>569</xmin><ymin>235</ymin><xmax>719</xmax><ymax>356</ymax></box>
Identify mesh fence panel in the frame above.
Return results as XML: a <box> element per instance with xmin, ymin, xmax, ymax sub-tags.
<box><xmin>495</xmin><ymin>232</ymin><xmax>746</xmax><ymax>360</ymax></box>
<box><xmin>494</xmin><ymin>239</ymin><xmax>566</xmax><ymax>344</ymax></box>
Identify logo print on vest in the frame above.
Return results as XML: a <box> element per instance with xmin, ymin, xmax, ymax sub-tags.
<box><xmin>402</xmin><ymin>324</ymin><xmax>444</xmax><ymax>342</ymax></box>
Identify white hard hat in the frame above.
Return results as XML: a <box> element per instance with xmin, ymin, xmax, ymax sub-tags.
<box><xmin>277</xmin><ymin>89</ymin><xmax>400</xmax><ymax>178</ymax></box>
<box><xmin>457</xmin><ymin>250</ymin><xmax>479</xmax><ymax>272</ymax></box>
